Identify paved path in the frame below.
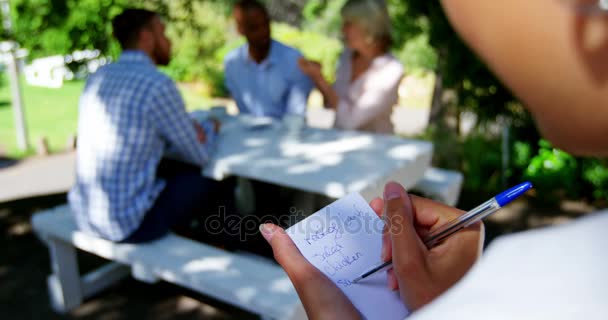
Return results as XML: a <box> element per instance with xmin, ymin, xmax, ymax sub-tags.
<box><xmin>0</xmin><ymin>152</ymin><xmax>75</xmax><ymax>203</ymax></box>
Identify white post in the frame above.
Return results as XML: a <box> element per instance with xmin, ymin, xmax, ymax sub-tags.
<box><xmin>6</xmin><ymin>44</ymin><xmax>28</xmax><ymax>151</ymax></box>
<box><xmin>0</xmin><ymin>0</ymin><xmax>28</xmax><ymax>151</ymax></box>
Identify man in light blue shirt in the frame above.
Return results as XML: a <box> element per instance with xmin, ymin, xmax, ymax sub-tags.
<box><xmin>69</xmin><ymin>9</ymin><xmax>232</xmax><ymax>243</ymax></box>
<box><xmin>224</xmin><ymin>0</ymin><xmax>313</xmax><ymax>119</ymax></box>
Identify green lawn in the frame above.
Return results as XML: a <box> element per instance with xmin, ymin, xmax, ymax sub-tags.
<box><xmin>0</xmin><ymin>79</ymin><xmax>84</xmax><ymax>158</ymax></box>
<box><xmin>0</xmin><ymin>77</ymin><xmax>215</xmax><ymax>158</ymax></box>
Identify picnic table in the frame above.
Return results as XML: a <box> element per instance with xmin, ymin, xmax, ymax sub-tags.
<box><xmin>197</xmin><ymin>112</ymin><xmax>434</xmax><ymax>201</ymax></box>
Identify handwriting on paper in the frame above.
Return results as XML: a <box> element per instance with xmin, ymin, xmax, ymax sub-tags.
<box><xmin>286</xmin><ymin>193</ymin><xmax>409</xmax><ymax>319</ymax></box>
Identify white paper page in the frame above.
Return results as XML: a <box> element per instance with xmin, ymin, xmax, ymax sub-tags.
<box><xmin>286</xmin><ymin>193</ymin><xmax>409</xmax><ymax>319</ymax></box>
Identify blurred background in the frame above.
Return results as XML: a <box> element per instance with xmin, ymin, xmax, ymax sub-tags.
<box><xmin>1</xmin><ymin>0</ymin><xmax>606</xmax><ymax>319</ymax></box>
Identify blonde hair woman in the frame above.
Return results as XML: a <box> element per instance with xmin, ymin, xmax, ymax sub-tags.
<box><xmin>299</xmin><ymin>0</ymin><xmax>404</xmax><ymax>134</ymax></box>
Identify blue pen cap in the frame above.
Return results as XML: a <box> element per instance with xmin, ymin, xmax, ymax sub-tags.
<box><xmin>495</xmin><ymin>181</ymin><xmax>533</xmax><ymax>207</ymax></box>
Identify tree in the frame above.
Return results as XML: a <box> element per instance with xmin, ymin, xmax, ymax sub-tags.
<box><xmin>388</xmin><ymin>1</ymin><xmax>523</xmax><ymax>129</ymax></box>
<box><xmin>8</xmin><ymin>0</ymin><xmax>129</xmax><ymax>59</ymax></box>
<box><xmin>265</xmin><ymin>0</ymin><xmax>308</xmax><ymax>26</ymax></box>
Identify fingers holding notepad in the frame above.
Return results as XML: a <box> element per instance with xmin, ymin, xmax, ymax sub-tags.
<box><xmin>380</xmin><ymin>182</ymin><xmax>484</xmax><ymax>311</ymax></box>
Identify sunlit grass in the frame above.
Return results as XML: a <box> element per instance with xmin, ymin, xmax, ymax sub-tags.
<box><xmin>0</xmin><ymin>76</ymin><xmax>214</xmax><ymax>159</ymax></box>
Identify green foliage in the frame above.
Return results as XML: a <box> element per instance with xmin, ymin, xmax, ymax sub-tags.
<box><xmin>396</xmin><ymin>33</ymin><xmax>437</xmax><ymax>72</ymax></box>
<box><xmin>523</xmin><ymin>140</ymin><xmax>579</xmax><ymax>201</ymax></box>
<box><xmin>509</xmin><ymin>133</ymin><xmax>608</xmax><ymax>205</ymax></box>
<box><xmin>301</xmin><ymin>0</ymin><xmax>345</xmax><ymax>37</ymax></box>
<box><xmin>160</xmin><ymin>1</ymin><xmax>235</xmax><ymax>97</ymax></box>
<box><xmin>513</xmin><ymin>141</ymin><xmax>533</xmax><ymax>169</ymax></box>
<box><xmin>8</xmin><ymin>0</ymin><xmax>128</xmax><ymax>59</ymax></box>
<box><xmin>272</xmin><ymin>23</ymin><xmax>342</xmax><ymax>81</ymax></box>
<box><xmin>387</xmin><ymin>0</ymin><xmax>437</xmax><ymax>72</ymax></box>
<box><xmin>460</xmin><ymin>134</ymin><xmax>503</xmax><ymax>197</ymax></box>
<box><xmin>582</xmin><ymin>159</ymin><xmax>608</xmax><ymax>201</ymax></box>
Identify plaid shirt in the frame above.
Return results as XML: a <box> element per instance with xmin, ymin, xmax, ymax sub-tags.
<box><xmin>68</xmin><ymin>50</ymin><xmax>215</xmax><ymax>241</ymax></box>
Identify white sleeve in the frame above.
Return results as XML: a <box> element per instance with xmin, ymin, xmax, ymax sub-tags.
<box><xmin>409</xmin><ymin>211</ymin><xmax>608</xmax><ymax>320</ymax></box>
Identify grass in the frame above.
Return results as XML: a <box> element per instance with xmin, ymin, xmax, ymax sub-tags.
<box><xmin>0</xmin><ymin>76</ymin><xmax>216</xmax><ymax>159</ymax></box>
<box><xmin>0</xmin><ymin>78</ymin><xmax>83</xmax><ymax>158</ymax></box>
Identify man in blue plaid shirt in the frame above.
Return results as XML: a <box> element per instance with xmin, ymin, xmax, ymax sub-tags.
<box><xmin>68</xmin><ymin>9</ymin><xmax>230</xmax><ymax>243</ymax></box>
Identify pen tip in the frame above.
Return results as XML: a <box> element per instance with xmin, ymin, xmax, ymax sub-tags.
<box><xmin>352</xmin><ymin>276</ymin><xmax>362</xmax><ymax>283</ymax></box>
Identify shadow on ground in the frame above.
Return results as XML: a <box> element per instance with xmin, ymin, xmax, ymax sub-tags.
<box><xmin>0</xmin><ymin>157</ymin><xmax>19</xmax><ymax>169</ymax></box>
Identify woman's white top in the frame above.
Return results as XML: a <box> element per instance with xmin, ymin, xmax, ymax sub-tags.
<box><xmin>333</xmin><ymin>49</ymin><xmax>404</xmax><ymax>134</ymax></box>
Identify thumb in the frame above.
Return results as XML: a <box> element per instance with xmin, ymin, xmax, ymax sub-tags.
<box><xmin>383</xmin><ymin>182</ymin><xmax>430</xmax><ymax>305</ymax></box>
<box><xmin>259</xmin><ymin>223</ymin><xmax>312</xmax><ymax>278</ymax></box>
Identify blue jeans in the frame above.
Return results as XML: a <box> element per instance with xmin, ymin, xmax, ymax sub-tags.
<box><xmin>120</xmin><ymin>159</ymin><xmax>237</xmax><ymax>244</ymax></box>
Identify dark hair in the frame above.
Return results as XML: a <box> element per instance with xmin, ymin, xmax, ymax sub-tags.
<box><xmin>234</xmin><ymin>0</ymin><xmax>268</xmax><ymax>18</ymax></box>
<box><xmin>112</xmin><ymin>9</ymin><xmax>158</xmax><ymax>49</ymax></box>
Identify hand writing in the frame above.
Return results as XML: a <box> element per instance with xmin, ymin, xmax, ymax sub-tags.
<box><xmin>380</xmin><ymin>182</ymin><xmax>484</xmax><ymax>311</ymax></box>
<box><xmin>260</xmin><ymin>223</ymin><xmax>362</xmax><ymax>320</ymax></box>
<box><xmin>260</xmin><ymin>182</ymin><xmax>484</xmax><ymax>317</ymax></box>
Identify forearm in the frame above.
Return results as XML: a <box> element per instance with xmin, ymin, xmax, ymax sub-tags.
<box><xmin>153</xmin><ymin>82</ymin><xmax>211</xmax><ymax>166</ymax></box>
<box><xmin>312</xmin><ymin>74</ymin><xmax>340</xmax><ymax>110</ymax></box>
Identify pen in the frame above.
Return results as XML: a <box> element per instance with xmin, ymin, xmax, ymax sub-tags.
<box><xmin>352</xmin><ymin>181</ymin><xmax>533</xmax><ymax>283</ymax></box>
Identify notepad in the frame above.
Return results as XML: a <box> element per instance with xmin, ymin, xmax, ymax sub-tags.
<box><xmin>286</xmin><ymin>193</ymin><xmax>409</xmax><ymax>319</ymax></box>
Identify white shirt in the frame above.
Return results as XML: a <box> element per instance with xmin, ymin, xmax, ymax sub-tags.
<box><xmin>410</xmin><ymin>210</ymin><xmax>608</xmax><ymax>320</ymax></box>
<box><xmin>333</xmin><ymin>49</ymin><xmax>404</xmax><ymax>134</ymax></box>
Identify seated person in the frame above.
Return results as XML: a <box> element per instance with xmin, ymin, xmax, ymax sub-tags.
<box><xmin>69</xmin><ymin>9</ymin><xmax>230</xmax><ymax>244</ymax></box>
<box><xmin>298</xmin><ymin>0</ymin><xmax>404</xmax><ymax>134</ymax></box>
<box><xmin>224</xmin><ymin>0</ymin><xmax>313</xmax><ymax>119</ymax></box>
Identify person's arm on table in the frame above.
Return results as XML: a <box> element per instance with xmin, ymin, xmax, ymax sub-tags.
<box><xmin>298</xmin><ymin>58</ymin><xmax>340</xmax><ymax>110</ymax></box>
<box><xmin>149</xmin><ymin>77</ymin><xmax>213</xmax><ymax>167</ymax></box>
